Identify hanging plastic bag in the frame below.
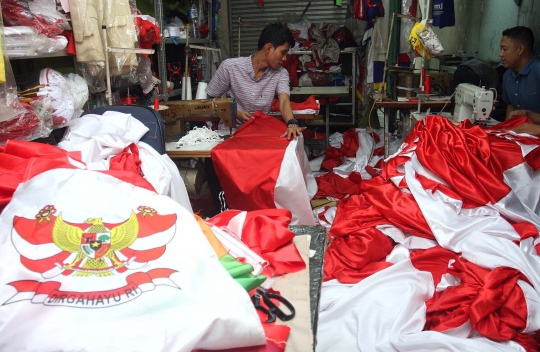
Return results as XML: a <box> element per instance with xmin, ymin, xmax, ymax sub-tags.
<box><xmin>408</xmin><ymin>22</ymin><xmax>431</xmax><ymax>59</ymax></box>
<box><xmin>416</xmin><ymin>24</ymin><xmax>444</xmax><ymax>55</ymax></box>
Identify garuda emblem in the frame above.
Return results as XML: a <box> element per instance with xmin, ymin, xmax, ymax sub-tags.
<box><xmin>12</xmin><ymin>205</ymin><xmax>177</xmax><ymax>279</ymax></box>
<box><xmin>52</xmin><ymin>212</ymin><xmax>139</xmax><ymax>276</ymax></box>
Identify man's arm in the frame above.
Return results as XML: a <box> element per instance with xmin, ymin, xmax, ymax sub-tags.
<box><xmin>505</xmin><ymin>104</ymin><xmax>515</xmax><ymax>120</ymax></box>
<box><xmin>278</xmin><ymin>92</ymin><xmax>306</xmax><ymax>140</ymax></box>
<box><xmin>509</xmin><ymin>109</ymin><xmax>540</xmax><ymax>124</ymax></box>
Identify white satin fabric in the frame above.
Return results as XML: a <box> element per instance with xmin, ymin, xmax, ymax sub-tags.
<box><xmin>58</xmin><ymin>111</ymin><xmax>192</xmax><ymax>212</ymax></box>
<box><xmin>275</xmin><ymin>135</ymin><xmax>317</xmax><ymax>225</ymax></box>
<box><xmin>317</xmin><ymin>260</ymin><xmax>525</xmax><ymax>352</ymax></box>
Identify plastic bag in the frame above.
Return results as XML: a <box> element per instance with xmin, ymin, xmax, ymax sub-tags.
<box><xmin>4</xmin><ymin>26</ymin><xmax>68</xmax><ymax>58</ymax></box>
<box><xmin>0</xmin><ymin>16</ymin><xmax>48</xmax><ymax>141</ymax></box>
<box><xmin>408</xmin><ymin>22</ymin><xmax>431</xmax><ymax>59</ymax></box>
<box><xmin>2</xmin><ymin>0</ymin><xmax>71</xmax><ymax>37</ymax></box>
<box><xmin>417</xmin><ymin>24</ymin><xmax>444</xmax><ymax>55</ymax></box>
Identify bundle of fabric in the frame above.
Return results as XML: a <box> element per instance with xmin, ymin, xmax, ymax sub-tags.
<box><xmin>0</xmin><ymin>102</ymin><xmax>42</xmax><ymax>141</ymax></box>
<box><xmin>202</xmin><ymin>209</ymin><xmax>309</xmax><ymax>352</ymax></box>
<box><xmin>4</xmin><ymin>26</ymin><xmax>68</xmax><ymax>58</ymax></box>
<box><xmin>270</xmin><ymin>95</ymin><xmax>320</xmax><ymax>115</ymax></box>
<box><xmin>211</xmin><ymin>111</ymin><xmax>317</xmax><ymax>225</ymax></box>
<box><xmin>317</xmin><ymin>115</ymin><xmax>540</xmax><ymax>351</ymax></box>
<box><xmin>0</xmin><ymin>167</ymin><xmax>265</xmax><ymax>351</ymax></box>
<box><xmin>57</xmin><ymin>110</ymin><xmax>191</xmax><ymax>211</ymax></box>
<box><xmin>1</xmin><ymin>0</ymin><xmax>71</xmax><ymax>37</ymax></box>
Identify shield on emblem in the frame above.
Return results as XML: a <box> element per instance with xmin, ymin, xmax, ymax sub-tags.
<box><xmin>80</xmin><ymin>232</ymin><xmax>111</xmax><ymax>259</ymax></box>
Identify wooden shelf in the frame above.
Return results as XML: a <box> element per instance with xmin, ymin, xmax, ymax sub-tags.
<box><xmin>291</xmin><ymin>86</ymin><xmax>350</xmax><ymax>96</ymax></box>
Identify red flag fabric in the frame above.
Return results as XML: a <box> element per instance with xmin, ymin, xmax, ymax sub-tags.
<box><xmin>211</xmin><ymin>111</ymin><xmax>316</xmax><ymax>225</ymax></box>
<box><xmin>207</xmin><ymin>209</ymin><xmax>306</xmax><ymax>277</ymax></box>
<box><xmin>317</xmin><ymin>115</ymin><xmax>540</xmax><ymax>351</ymax></box>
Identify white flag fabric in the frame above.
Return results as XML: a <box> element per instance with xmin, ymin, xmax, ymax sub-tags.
<box><xmin>0</xmin><ymin>168</ymin><xmax>264</xmax><ymax>351</ymax></box>
<box><xmin>58</xmin><ymin>111</ymin><xmax>192</xmax><ymax>212</ymax></box>
<box><xmin>317</xmin><ymin>261</ymin><xmax>527</xmax><ymax>352</ymax></box>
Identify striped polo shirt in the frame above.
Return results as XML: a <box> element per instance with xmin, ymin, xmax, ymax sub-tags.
<box><xmin>206</xmin><ymin>55</ymin><xmax>290</xmax><ymax>115</ymax></box>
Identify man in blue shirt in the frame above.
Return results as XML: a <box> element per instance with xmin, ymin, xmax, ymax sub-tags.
<box><xmin>500</xmin><ymin>26</ymin><xmax>540</xmax><ymax>123</ymax></box>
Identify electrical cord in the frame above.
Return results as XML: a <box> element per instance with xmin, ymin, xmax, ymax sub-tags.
<box><xmin>367</xmin><ymin>95</ymin><xmax>382</xmax><ymax>163</ymax></box>
<box><xmin>438</xmin><ymin>90</ymin><xmax>457</xmax><ymax>115</ymax></box>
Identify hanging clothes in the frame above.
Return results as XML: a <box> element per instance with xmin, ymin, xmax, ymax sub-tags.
<box><xmin>432</xmin><ymin>0</ymin><xmax>455</xmax><ymax>28</ymax></box>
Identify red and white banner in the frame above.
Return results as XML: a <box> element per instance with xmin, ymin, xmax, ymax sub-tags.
<box><xmin>211</xmin><ymin>112</ymin><xmax>316</xmax><ymax>225</ymax></box>
<box><xmin>0</xmin><ymin>168</ymin><xmax>264</xmax><ymax>351</ymax></box>
<box><xmin>318</xmin><ymin>115</ymin><xmax>540</xmax><ymax>351</ymax></box>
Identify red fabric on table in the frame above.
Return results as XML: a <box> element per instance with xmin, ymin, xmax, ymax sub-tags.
<box><xmin>211</xmin><ymin>112</ymin><xmax>289</xmax><ymax>212</ymax></box>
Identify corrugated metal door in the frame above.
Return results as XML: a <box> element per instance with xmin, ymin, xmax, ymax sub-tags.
<box><xmin>229</xmin><ymin>0</ymin><xmax>350</xmax><ymax>57</ymax></box>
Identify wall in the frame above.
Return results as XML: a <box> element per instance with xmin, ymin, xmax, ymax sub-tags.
<box><xmin>432</xmin><ymin>0</ymin><xmax>540</xmax><ymax>65</ymax></box>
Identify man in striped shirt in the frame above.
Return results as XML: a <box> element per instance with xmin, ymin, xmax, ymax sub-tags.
<box><xmin>206</xmin><ymin>22</ymin><xmax>306</xmax><ymax>140</ymax></box>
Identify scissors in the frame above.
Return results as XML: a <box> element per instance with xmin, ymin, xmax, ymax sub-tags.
<box><xmin>251</xmin><ymin>287</ymin><xmax>296</xmax><ymax>324</ymax></box>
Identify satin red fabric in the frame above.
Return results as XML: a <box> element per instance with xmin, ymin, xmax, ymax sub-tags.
<box><xmin>270</xmin><ymin>95</ymin><xmax>319</xmax><ymax>113</ymax></box>
<box><xmin>321</xmin><ymin>128</ymin><xmax>359</xmax><ymax>171</ymax></box>
<box><xmin>324</xmin><ymin>194</ymin><xmax>395</xmax><ymax>283</ymax></box>
<box><xmin>424</xmin><ymin>257</ymin><xmax>533</xmax><ymax>349</ymax></box>
<box><xmin>314</xmin><ymin>171</ymin><xmax>362</xmax><ymax>199</ymax></box>
<box><xmin>110</xmin><ymin>143</ymin><xmax>143</xmax><ymax>175</ymax></box>
<box><xmin>0</xmin><ymin>140</ymin><xmax>156</xmax><ymax>212</ymax></box>
<box><xmin>207</xmin><ymin>209</ymin><xmax>306</xmax><ymax>277</ymax></box>
<box><xmin>407</xmin><ymin>117</ymin><xmax>512</xmax><ymax>207</ymax></box>
<box><xmin>211</xmin><ymin>112</ymin><xmax>290</xmax><ymax>212</ymax></box>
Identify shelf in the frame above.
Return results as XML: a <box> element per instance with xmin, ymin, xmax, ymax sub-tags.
<box><xmin>384</xmin><ymin>65</ymin><xmax>412</xmax><ymax>73</ymax></box>
<box><xmin>169</xmin><ymin>89</ymin><xmax>183</xmax><ymax>98</ymax></box>
<box><xmin>8</xmin><ymin>49</ymin><xmax>68</xmax><ymax>60</ymax></box>
<box><xmin>164</xmin><ymin>38</ymin><xmax>212</xmax><ymax>45</ymax></box>
<box><xmin>291</xmin><ymin>48</ymin><xmax>357</xmax><ymax>55</ymax></box>
<box><xmin>291</xmin><ymin>86</ymin><xmax>349</xmax><ymax>96</ymax></box>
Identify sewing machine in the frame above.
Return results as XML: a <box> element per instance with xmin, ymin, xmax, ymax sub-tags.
<box><xmin>166</xmin><ymin>98</ymin><xmax>237</xmax><ymax>128</ymax></box>
<box><xmin>453</xmin><ymin>83</ymin><xmax>494</xmax><ymax>122</ymax></box>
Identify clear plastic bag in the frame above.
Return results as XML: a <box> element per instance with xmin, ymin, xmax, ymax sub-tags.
<box><xmin>69</xmin><ymin>0</ymin><xmax>148</xmax><ymax>91</ymax></box>
<box><xmin>416</xmin><ymin>24</ymin><xmax>444</xmax><ymax>55</ymax></box>
<box><xmin>0</xmin><ymin>13</ymin><xmax>49</xmax><ymax>141</ymax></box>
<box><xmin>1</xmin><ymin>0</ymin><xmax>71</xmax><ymax>37</ymax></box>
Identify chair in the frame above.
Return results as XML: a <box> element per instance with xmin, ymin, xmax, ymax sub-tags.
<box><xmin>88</xmin><ymin>105</ymin><xmax>166</xmax><ymax>154</ymax></box>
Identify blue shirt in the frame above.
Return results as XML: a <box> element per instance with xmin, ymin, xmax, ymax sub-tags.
<box><xmin>503</xmin><ymin>57</ymin><xmax>540</xmax><ymax>114</ymax></box>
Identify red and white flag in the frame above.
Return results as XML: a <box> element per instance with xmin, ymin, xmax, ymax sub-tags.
<box><xmin>318</xmin><ymin>115</ymin><xmax>540</xmax><ymax>350</ymax></box>
<box><xmin>211</xmin><ymin>112</ymin><xmax>317</xmax><ymax>225</ymax></box>
<box><xmin>0</xmin><ymin>168</ymin><xmax>264</xmax><ymax>351</ymax></box>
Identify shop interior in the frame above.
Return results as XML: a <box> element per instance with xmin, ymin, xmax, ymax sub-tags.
<box><xmin>0</xmin><ymin>0</ymin><xmax>540</xmax><ymax>351</ymax></box>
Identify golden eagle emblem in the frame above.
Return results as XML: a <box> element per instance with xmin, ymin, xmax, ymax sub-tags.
<box><xmin>52</xmin><ymin>212</ymin><xmax>139</xmax><ymax>276</ymax></box>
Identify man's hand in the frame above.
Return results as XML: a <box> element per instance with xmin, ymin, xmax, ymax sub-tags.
<box><xmin>236</xmin><ymin>110</ymin><xmax>255</xmax><ymax>122</ymax></box>
<box><xmin>510</xmin><ymin>123</ymin><xmax>540</xmax><ymax>136</ymax></box>
<box><xmin>509</xmin><ymin>110</ymin><xmax>529</xmax><ymax>118</ymax></box>
<box><xmin>280</xmin><ymin>125</ymin><xmax>307</xmax><ymax>140</ymax></box>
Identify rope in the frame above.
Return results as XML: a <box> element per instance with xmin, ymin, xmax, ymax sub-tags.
<box><xmin>176</xmin><ymin>126</ymin><xmax>223</xmax><ymax>146</ymax></box>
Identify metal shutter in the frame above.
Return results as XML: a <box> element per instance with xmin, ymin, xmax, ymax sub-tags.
<box><xmin>229</xmin><ymin>0</ymin><xmax>350</xmax><ymax>57</ymax></box>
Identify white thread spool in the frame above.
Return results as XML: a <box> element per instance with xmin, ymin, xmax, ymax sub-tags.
<box><xmin>195</xmin><ymin>81</ymin><xmax>207</xmax><ymax>99</ymax></box>
<box><xmin>181</xmin><ymin>77</ymin><xmax>187</xmax><ymax>100</ymax></box>
<box><xmin>166</xmin><ymin>24</ymin><xmax>180</xmax><ymax>37</ymax></box>
<box><xmin>186</xmin><ymin>77</ymin><xmax>192</xmax><ymax>100</ymax></box>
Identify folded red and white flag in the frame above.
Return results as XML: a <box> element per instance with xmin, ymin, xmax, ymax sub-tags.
<box><xmin>211</xmin><ymin>111</ymin><xmax>317</xmax><ymax>225</ymax></box>
<box><xmin>206</xmin><ymin>209</ymin><xmax>306</xmax><ymax>277</ymax></box>
<box><xmin>0</xmin><ymin>168</ymin><xmax>264</xmax><ymax>351</ymax></box>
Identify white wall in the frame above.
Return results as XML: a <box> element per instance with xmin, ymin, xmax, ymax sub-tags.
<box><xmin>430</xmin><ymin>0</ymin><xmax>540</xmax><ymax>65</ymax></box>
